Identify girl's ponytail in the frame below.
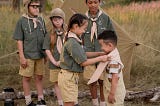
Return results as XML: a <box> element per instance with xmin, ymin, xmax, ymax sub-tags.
<box><xmin>64</xmin><ymin>29</ymin><xmax>70</xmax><ymax>42</ymax></box>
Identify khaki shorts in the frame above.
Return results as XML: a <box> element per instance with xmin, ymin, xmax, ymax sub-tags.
<box><xmin>103</xmin><ymin>72</ymin><xmax>126</xmax><ymax>106</ymax></box>
<box><xmin>58</xmin><ymin>69</ymin><xmax>79</xmax><ymax>102</ymax></box>
<box><xmin>50</xmin><ymin>69</ymin><xmax>61</xmax><ymax>82</ymax></box>
<box><xmin>83</xmin><ymin>65</ymin><xmax>104</xmax><ymax>80</ymax></box>
<box><xmin>19</xmin><ymin>59</ymin><xmax>45</xmax><ymax>77</ymax></box>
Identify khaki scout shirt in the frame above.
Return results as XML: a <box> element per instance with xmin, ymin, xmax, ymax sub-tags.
<box><xmin>83</xmin><ymin>11</ymin><xmax>116</xmax><ymax>52</ymax></box>
<box><xmin>60</xmin><ymin>38</ymin><xmax>87</xmax><ymax>73</ymax></box>
<box><xmin>43</xmin><ymin>34</ymin><xmax>64</xmax><ymax>69</ymax></box>
<box><xmin>13</xmin><ymin>16</ymin><xmax>47</xmax><ymax>59</ymax></box>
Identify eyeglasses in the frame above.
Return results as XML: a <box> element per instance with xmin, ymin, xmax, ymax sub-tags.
<box><xmin>29</xmin><ymin>5</ymin><xmax>42</xmax><ymax>9</ymax></box>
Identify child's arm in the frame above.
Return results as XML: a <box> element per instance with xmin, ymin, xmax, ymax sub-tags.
<box><xmin>86</xmin><ymin>52</ymin><xmax>106</xmax><ymax>58</ymax></box>
<box><xmin>108</xmin><ymin>73</ymin><xmax>119</xmax><ymax>104</ymax></box>
<box><xmin>45</xmin><ymin>50</ymin><xmax>60</xmax><ymax>67</ymax></box>
<box><xmin>80</xmin><ymin>55</ymin><xmax>108</xmax><ymax>66</ymax></box>
<box><xmin>17</xmin><ymin>40</ymin><xmax>28</xmax><ymax>69</ymax></box>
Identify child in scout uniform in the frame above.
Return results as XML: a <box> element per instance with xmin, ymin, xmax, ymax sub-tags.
<box><xmin>43</xmin><ymin>8</ymin><xmax>65</xmax><ymax>106</ymax></box>
<box><xmin>58</xmin><ymin>13</ymin><xmax>109</xmax><ymax>106</ymax></box>
<box><xmin>13</xmin><ymin>0</ymin><xmax>47</xmax><ymax>106</ymax></box>
<box><xmin>98</xmin><ymin>30</ymin><xmax>126</xmax><ymax>106</ymax></box>
<box><xmin>83</xmin><ymin>0</ymin><xmax>117</xmax><ymax>106</ymax></box>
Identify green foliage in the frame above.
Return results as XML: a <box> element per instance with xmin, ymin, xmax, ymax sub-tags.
<box><xmin>45</xmin><ymin>0</ymin><xmax>52</xmax><ymax>11</ymax></box>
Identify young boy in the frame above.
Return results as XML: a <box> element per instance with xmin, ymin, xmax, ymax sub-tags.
<box><xmin>98</xmin><ymin>30</ymin><xmax>126</xmax><ymax>106</ymax></box>
<box><xmin>83</xmin><ymin>0</ymin><xmax>117</xmax><ymax>106</ymax></box>
<box><xmin>13</xmin><ymin>0</ymin><xmax>47</xmax><ymax>106</ymax></box>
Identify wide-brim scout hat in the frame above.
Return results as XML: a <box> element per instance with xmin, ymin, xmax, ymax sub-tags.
<box><xmin>50</xmin><ymin>8</ymin><xmax>65</xmax><ymax>21</ymax></box>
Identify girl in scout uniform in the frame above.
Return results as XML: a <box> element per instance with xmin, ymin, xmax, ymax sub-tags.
<box><xmin>83</xmin><ymin>0</ymin><xmax>117</xmax><ymax>106</ymax></box>
<box><xmin>43</xmin><ymin>8</ymin><xmax>65</xmax><ymax>106</ymax></box>
<box><xmin>13</xmin><ymin>0</ymin><xmax>47</xmax><ymax>106</ymax></box>
<box><xmin>98</xmin><ymin>30</ymin><xmax>126</xmax><ymax>106</ymax></box>
<box><xmin>58</xmin><ymin>13</ymin><xmax>109</xmax><ymax>106</ymax></box>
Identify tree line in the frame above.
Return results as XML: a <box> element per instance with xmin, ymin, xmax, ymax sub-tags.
<box><xmin>12</xmin><ymin>0</ymin><xmax>158</xmax><ymax>12</ymax></box>
<box><xmin>12</xmin><ymin>0</ymin><xmax>46</xmax><ymax>12</ymax></box>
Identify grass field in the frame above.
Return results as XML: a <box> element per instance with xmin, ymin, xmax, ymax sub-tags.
<box><xmin>0</xmin><ymin>1</ymin><xmax>160</xmax><ymax>105</ymax></box>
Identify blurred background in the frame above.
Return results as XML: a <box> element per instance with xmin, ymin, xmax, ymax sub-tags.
<box><xmin>0</xmin><ymin>0</ymin><xmax>160</xmax><ymax>105</ymax></box>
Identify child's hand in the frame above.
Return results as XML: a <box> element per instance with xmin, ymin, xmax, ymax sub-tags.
<box><xmin>20</xmin><ymin>57</ymin><xmax>28</xmax><ymax>69</ymax></box>
<box><xmin>53</xmin><ymin>61</ymin><xmax>60</xmax><ymax>67</ymax></box>
<box><xmin>107</xmin><ymin>56</ymin><xmax>111</xmax><ymax>61</ymax></box>
<box><xmin>108</xmin><ymin>92</ymin><xmax>116</xmax><ymax>104</ymax></box>
<box><xmin>99</xmin><ymin>55</ymin><xmax>110</xmax><ymax>62</ymax></box>
<box><xmin>56</xmin><ymin>61</ymin><xmax>60</xmax><ymax>67</ymax></box>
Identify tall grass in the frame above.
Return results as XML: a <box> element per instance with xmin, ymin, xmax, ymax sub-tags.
<box><xmin>0</xmin><ymin>6</ymin><xmax>20</xmax><ymax>91</ymax></box>
<box><xmin>105</xmin><ymin>1</ymin><xmax>160</xmax><ymax>90</ymax></box>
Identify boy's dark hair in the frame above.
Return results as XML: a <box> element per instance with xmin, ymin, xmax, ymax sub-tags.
<box><xmin>98</xmin><ymin>30</ymin><xmax>117</xmax><ymax>46</ymax></box>
<box><xmin>86</xmin><ymin>0</ymin><xmax>100</xmax><ymax>3</ymax></box>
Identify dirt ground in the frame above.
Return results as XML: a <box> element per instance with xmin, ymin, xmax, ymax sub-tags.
<box><xmin>0</xmin><ymin>69</ymin><xmax>160</xmax><ymax>106</ymax></box>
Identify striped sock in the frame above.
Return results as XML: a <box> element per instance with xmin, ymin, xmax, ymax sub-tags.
<box><xmin>25</xmin><ymin>95</ymin><xmax>32</xmax><ymax>105</ymax></box>
<box><xmin>58</xmin><ymin>100</ymin><xmax>63</xmax><ymax>106</ymax></box>
<box><xmin>92</xmin><ymin>98</ymin><xmax>99</xmax><ymax>106</ymax></box>
<box><xmin>100</xmin><ymin>101</ymin><xmax>106</xmax><ymax>106</ymax></box>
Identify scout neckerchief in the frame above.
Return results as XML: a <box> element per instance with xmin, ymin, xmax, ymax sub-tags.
<box><xmin>55</xmin><ymin>30</ymin><xmax>63</xmax><ymax>54</ymax></box>
<box><xmin>22</xmin><ymin>14</ymin><xmax>45</xmax><ymax>33</ymax></box>
<box><xmin>87</xmin><ymin>48</ymin><xmax>124</xmax><ymax>84</ymax></box>
<box><xmin>85</xmin><ymin>10</ymin><xmax>102</xmax><ymax>42</ymax></box>
<box><xmin>68</xmin><ymin>31</ymin><xmax>82</xmax><ymax>44</ymax></box>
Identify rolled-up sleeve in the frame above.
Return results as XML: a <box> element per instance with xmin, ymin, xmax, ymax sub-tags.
<box><xmin>13</xmin><ymin>19</ymin><xmax>23</xmax><ymax>41</ymax></box>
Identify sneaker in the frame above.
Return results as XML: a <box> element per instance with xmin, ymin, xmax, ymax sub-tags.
<box><xmin>27</xmin><ymin>101</ymin><xmax>36</xmax><ymax>106</ymax></box>
<box><xmin>37</xmin><ymin>99</ymin><xmax>46</xmax><ymax>106</ymax></box>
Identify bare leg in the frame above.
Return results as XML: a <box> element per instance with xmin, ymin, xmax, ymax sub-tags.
<box><xmin>23</xmin><ymin>76</ymin><xmax>31</xmax><ymax>96</ymax></box>
<box><xmin>23</xmin><ymin>77</ymin><xmax>33</xmax><ymax>105</ymax></box>
<box><xmin>35</xmin><ymin>75</ymin><xmax>43</xmax><ymax>98</ymax></box>
<box><xmin>98</xmin><ymin>79</ymin><xmax>106</xmax><ymax>106</ymax></box>
<box><xmin>98</xmin><ymin>79</ymin><xmax>105</xmax><ymax>102</ymax></box>
<box><xmin>89</xmin><ymin>81</ymin><xmax>98</xmax><ymax>99</ymax></box>
<box><xmin>54</xmin><ymin>82</ymin><xmax>63</xmax><ymax>105</ymax></box>
<box><xmin>89</xmin><ymin>81</ymin><xmax>99</xmax><ymax>106</ymax></box>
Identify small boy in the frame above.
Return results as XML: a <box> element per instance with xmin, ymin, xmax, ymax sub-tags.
<box><xmin>98</xmin><ymin>30</ymin><xmax>126</xmax><ymax>106</ymax></box>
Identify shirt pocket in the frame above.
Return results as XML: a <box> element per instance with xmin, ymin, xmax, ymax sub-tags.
<box><xmin>83</xmin><ymin>31</ymin><xmax>94</xmax><ymax>51</ymax></box>
<box><xmin>22</xmin><ymin>24</ymin><xmax>36</xmax><ymax>39</ymax></box>
<box><xmin>23</xmin><ymin>31</ymin><xmax>37</xmax><ymax>52</ymax></box>
<box><xmin>98</xmin><ymin>25</ymin><xmax>106</xmax><ymax>35</ymax></box>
